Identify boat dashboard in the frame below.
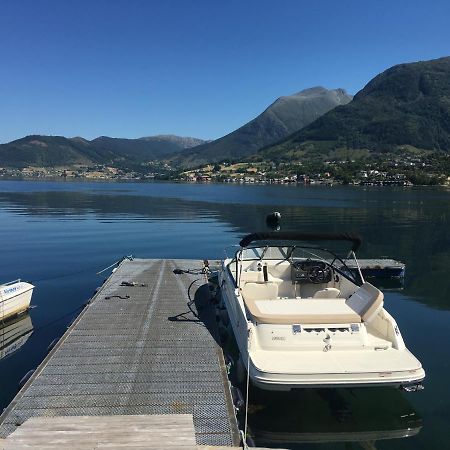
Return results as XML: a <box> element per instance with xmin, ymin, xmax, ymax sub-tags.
<box><xmin>290</xmin><ymin>259</ymin><xmax>333</xmax><ymax>284</ymax></box>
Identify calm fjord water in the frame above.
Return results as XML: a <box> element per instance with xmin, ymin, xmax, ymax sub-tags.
<box><xmin>0</xmin><ymin>180</ymin><xmax>449</xmax><ymax>449</ymax></box>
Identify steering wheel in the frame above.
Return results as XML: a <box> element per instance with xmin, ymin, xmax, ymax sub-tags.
<box><xmin>291</xmin><ymin>261</ymin><xmax>304</xmax><ymax>271</ymax></box>
<box><xmin>307</xmin><ymin>265</ymin><xmax>332</xmax><ymax>284</ymax></box>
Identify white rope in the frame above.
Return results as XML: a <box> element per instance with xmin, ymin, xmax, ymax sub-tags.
<box><xmin>96</xmin><ymin>255</ymin><xmax>133</xmax><ymax>275</ymax></box>
<box><xmin>243</xmin><ymin>329</ymin><xmax>251</xmax><ymax>449</ymax></box>
<box><xmin>352</xmin><ymin>251</ymin><xmax>365</xmax><ymax>283</ymax></box>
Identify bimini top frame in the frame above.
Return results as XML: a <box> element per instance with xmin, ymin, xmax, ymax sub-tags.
<box><xmin>239</xmin><ymin>232</ymin><xmax>362</xmax><ymax>253</ymax></box>
<box><xmin>230</xmin><ymin>232</ymin><xmax>365</xmax><ymax>288</ymax></box>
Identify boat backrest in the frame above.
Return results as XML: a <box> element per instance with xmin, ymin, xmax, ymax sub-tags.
<box><xmin>240</xmin><ymin>271</ymin><xmax>264</xmax><ymax>283</ymax></box>
<box><xmin>345</xmin><ymin>282</ymin><xmax>384</xmax><ymax>322</ymax></box>
<box><xmin>240</xmin><ymin>269</ymin><xmax>284</xmax><ymax>285</ymax></box>
<box><xmin>241</xmin><ymin>282</ymin><xmax>279</xmax><ymax>301</ymax></box>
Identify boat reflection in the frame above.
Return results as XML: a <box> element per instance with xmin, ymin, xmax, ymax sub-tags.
<box><xmin>0</xmin><ymin>313</ymin><xmax>34</xmax><ymax>360</ymax></box>
<box><xmin>369</xmin><ymin>277</ymin><xmax>405</xmax><ymax>291</ymax></box>
<box><xmin>246</xmin><ymin>386</ymin><xmax>422</xmax><ymax>448</ymax></box>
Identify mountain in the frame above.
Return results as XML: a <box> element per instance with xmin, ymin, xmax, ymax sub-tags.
<box><xmin>173</xmin><ymin>87</ymin><xmax>352</xmax><ymax>166</ymax></box>
<box><xmin>139</xmin><ymin>135</ymin><xmax>208</xmax><ymax>148</ymax></box>
<box><xmin>0</xmin><ymin>136</ymin><xmax>108</xmax><ymax>167</ymax></box>
<box><xmin>260</xmin><ymin>57</ymin><xmax>450</xmax><ymax>160</ymax></box>
<box><xmin>0</xmin><ymin>134</ymin><xmax>207</xmax><ymax>168</ymax></box>
<box><xmin>89</xmin><ymin>135</ymin><xmax>207</xmax><ymax>161</ymax></box>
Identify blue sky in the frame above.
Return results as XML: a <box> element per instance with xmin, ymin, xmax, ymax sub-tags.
<box><xmin>1</xmin><ymin>0</ymin><xmax>449</xmax><ymax>143</ymax></box>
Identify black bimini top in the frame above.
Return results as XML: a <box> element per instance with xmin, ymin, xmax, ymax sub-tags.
<box><xmin>239</xmin><ymin>232</ymin><xmax>362</xmax><ymax>252</ymax></box>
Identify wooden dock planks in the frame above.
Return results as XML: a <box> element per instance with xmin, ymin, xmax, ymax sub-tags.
<box><xmin>0</xmin><ymin>414</ymin><xmax>197</xmax><ymax>449</ymax></box>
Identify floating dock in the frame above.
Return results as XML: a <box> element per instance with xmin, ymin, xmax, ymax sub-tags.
<box><xmin>344</xmin><ymin>259</ymin><xmax>406</xmax><ymax>279</ymax></box>
<box><xmin>0</xmin><ymin>259</ymin><xmax>240</xmax><ymax>447</ymax></box>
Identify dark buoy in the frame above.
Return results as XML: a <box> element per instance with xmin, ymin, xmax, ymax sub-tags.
<box><xmin>230</xmin><ymin>385</ymin><xmax>245</xmax><ymax>411</ymax></box>
<box><xmin>245</xmin><ymin>435</ymin><xmax>256</xmax><ymax>448</ymax></box>
<box><xmin>266</xmin><ymin>211</ymin><xmax>282</xmax><ymax>231</ymax></box>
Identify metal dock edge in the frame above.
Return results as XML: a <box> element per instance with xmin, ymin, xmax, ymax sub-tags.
<box><xmin>0</xmin><ymin>258</ymin><xmax>240</xmax><ymax>447</ymax></box>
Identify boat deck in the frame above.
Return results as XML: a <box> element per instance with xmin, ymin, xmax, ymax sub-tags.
<box><xmin>0</xmin><ymin>259</ymin><xmax>239</xmax><ymax>447</ymax></box>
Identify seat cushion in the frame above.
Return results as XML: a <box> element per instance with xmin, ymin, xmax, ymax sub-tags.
<box><xmin>345</xmin><ymin>282</ymin><xmax>384</xmax><ymax>322</ymax></box>
<box><xmin>244</xmin><ymin>298</ymin><xmax>361</xmax><ymax>325</ymax></box>
<box><xmin>240</xmin><ymin>271</ymin><xmax>263</xmax><ymax>283</ymax></box>
<box><xmin>241</xmin><ymin>282</ymin><xmax>279</xmax><ymax>301</ymax></box>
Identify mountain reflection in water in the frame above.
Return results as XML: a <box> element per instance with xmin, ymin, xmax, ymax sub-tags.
<box><xmin>0</xmin><ymin>184</ymin><xmax>448</xmax><ymax>309</ymax></box>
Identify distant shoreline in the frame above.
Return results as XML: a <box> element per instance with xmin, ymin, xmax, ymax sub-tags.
<box><xmin>0</xmin><ymin>175</ymin><xmax>448</xmax><ymax>188</ymax></box>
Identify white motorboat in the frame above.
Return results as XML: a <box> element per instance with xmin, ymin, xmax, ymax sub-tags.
<box><xmin>219</xmin><ymin>232</ymin><xmax>425</xmax><ymax>391</ymax></box>
<box><xmin>0</xmin><ymin>280</ymin><xmax>34</xmax><ymax>321</ymax></box>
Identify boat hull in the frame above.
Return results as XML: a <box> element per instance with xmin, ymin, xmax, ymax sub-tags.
<box><xmin>0</xmin><ymin>282</ymin><xmax>34</xmax><ymax>321</ymax></box>
<box><xmin>219</xmin><ymin>264</ymin><xmax>424</xmax><ymax>391</ymax></box>
<box><xmin>248</xmin><ymin>358</ymin><xmax>425</xmax><ymax>391</ymax></box>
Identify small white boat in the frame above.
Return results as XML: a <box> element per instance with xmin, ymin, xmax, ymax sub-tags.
<box><xmin>219</xmin><ymin>232</ymin><xmax>425</xmax><ymax>391</ymax></box>
<box><xmin>0</xmin><ymin>280</ymin><xmax>34</xmax><ymax>321</ymax></box>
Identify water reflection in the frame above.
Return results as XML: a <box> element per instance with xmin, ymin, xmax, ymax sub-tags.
<box><xmin>368</xmin><ymin>278</ymin><xmax>404</xmax><ymax>291</ymax></box>
<box><xmin>0</xmin><ymin>181</ymin><xmax>448</xmax><ymax>449</ymax></box>
<box><xmin>0</xmin><ymin>313</ymin><xmax>34</xmax><ymax>361</ymax></box>
<box><xmin>0</xmin><ymin>187</ymin><xmax>448</xmax><ymax>309</ymax></box>
<box><xmin>246</xmin><ymin>386</ymin><xmax>422</xmax><ymax>449</ymax></box>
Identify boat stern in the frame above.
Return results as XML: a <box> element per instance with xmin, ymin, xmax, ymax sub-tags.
<box><xmin>0</xmin><ymin>280</ymin><xmax>34</xmax><ymax>320</ymax></box>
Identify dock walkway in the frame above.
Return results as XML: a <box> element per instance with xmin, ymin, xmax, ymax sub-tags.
<box><xmin>0</xmin><ymin>259</ymin><xmax>239</xmax><ymax>447</ymax></box>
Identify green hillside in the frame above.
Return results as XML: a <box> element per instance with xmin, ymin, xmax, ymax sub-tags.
<box><xmin>0</xmin><ymin>136</ymin><xmax>106</xmax><ymax>167</ymax></box>
<box><xmin>0</xmin><ymin>135</ymin><xmax>206</xmax><ymax>168</ymax></box>
<box><xmin>174</xmin><ymin>87</ymin><xmax>352</xmax><ymax>166</ymax></box>
<box><xmin>260</xmin><ymin>57</ymin><xmax>450</xmax><ymax>160</ymax></box>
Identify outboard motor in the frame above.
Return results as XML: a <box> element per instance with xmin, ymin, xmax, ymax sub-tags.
<box><xmin>266</xmin><ymin>211</ymin><xmax>282</xmax><ymax>231</ymax></box>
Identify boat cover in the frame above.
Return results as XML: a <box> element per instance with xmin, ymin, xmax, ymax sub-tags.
<box><xmin>239</xmin><ymin>232</ymin><xmax>362</xmax><ymax>252</ymax></box>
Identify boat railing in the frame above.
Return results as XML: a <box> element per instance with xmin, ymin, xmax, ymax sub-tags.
<box><xmin>1</xmin><ymin>279</ymin><xmax>21</xmax><ymax>286</ymax></box>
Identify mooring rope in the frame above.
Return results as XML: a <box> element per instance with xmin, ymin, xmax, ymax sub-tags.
<box><xmin>243</xmin><ymin>329</ymin><xmax>251</xmax><ymax>449</ymax></box>
<box><xmin>31</xmin><ymin>255</ymin><xmax>134</xmax><ymax>282</ymax></box>
<box><xmin>96</xmin><ymin>255</ymin><xmax>134</xmax><ymax>275</ymax></box>
<box><xmin>32</xmin><ymin>303</ymin><xmax>87</xmax><ymax>334</ymax></box>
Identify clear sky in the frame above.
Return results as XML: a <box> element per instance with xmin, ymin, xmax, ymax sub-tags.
<box><xmin>1</xmin><ymin>0</ymin><xmax>449</xmax><ymax>143</ymax></box>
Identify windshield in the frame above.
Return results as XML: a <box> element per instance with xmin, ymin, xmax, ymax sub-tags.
<box><xmin>236</xmin><ymin>245</ymin><xmax>360</xmax><ymax>284</ymax></box>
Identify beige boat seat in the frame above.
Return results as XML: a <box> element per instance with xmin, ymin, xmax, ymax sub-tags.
<box><xmin>239</xmin><ymin>270</ymin><xmax>284</xmax><ymax>284</ymax></box>
<box><xmin>241</xmin><ymin>282</ymin><xmax>278</xmax><ymax>301</ymax></box>
<box><xmin>243</xmin><ymin>298</ymin><xmax>361</xmax><ymax>325</ymax></box>
<box><xmin>241</xmin><ymin>282</ymin><xmax>383</xmax><ymax>325</ymax></box>
<box><xmin>313</xmin><ymin>287</ymin><xmax>341</xmax><ymax>298</ymax></box>
<box><xmin>239</xmin><ymin>271</ymin><xmax>262</xmax><ymax>283</ymax></box>
<box><xmin>346</xmin><ymin>282</ymin><xmax>384</xmax><ymax>322</ymax></box>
